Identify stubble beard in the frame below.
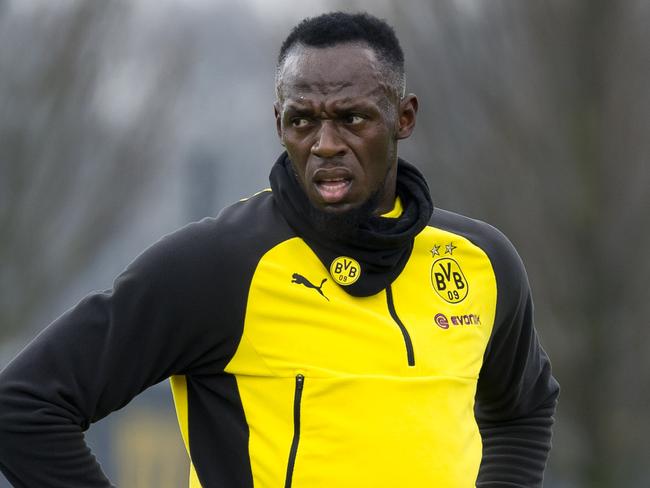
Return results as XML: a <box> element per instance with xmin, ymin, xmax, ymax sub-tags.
<box><xmin>307</xmin><ymin>188</ymin><xmax>383</xmax><ymax>241</ymax></box>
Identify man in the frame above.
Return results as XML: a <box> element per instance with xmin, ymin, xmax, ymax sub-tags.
<box><xmin>0</xmin><ymin>12</ymin><xmax>558</xmax><ymax>487</ymax></box>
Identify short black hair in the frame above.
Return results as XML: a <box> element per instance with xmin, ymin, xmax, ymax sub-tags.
<box><xmin>277</xmin><ymin>12</ymin><xmax>406</xmax><ymax>97</ymax></box>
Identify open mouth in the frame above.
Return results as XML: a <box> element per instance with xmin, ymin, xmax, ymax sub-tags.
<box><xmin>315</xmin><ymin>178</ymin><xmax>352</xmax><ymax>203</ymax></box>
<box><xmin>313</xmin><ymin>168</ymin><xmax>353</xmax><ymax>204</ymax></box>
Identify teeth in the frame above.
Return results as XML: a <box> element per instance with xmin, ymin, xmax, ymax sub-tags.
<box><xmin>315</xmin><ymin>177</ymin><xmax>350</xmax><ymax>202</ymax></box>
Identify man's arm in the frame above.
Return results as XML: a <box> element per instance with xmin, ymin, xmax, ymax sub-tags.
<box><xmin>475</xmin><ymin>230</ymin><xmax>560</xmax><ymax>488</ymax></box>
<box><xmin>0</xmin><ymin>220</ymin><xmax>237</xmax><ymax>487</ymax></box>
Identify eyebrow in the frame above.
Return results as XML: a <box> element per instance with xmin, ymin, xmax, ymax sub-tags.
<box><xmin>283</xmin><ymin>104</ymin><xmax>313</xmax><ymax>116</ymax></box>
<box><xmin>332</xmin><ymin>99</ymin><xmax>376</xmax><ymax>111</ymax></box>
<box><xmin>284</xmin><ymin>98</ymin><xmax>377</xmax><ymax>112</ymax></box>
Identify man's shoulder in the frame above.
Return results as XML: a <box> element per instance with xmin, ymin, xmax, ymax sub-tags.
<box><xmin>427</xmin><ymin>207</ymin><xmax>526</xmax><ymax>283</ymax></box>
<box><xmin>428</xmin><ymin>207</ymin><xmax>507</xmax><ymax>246</ymax></box>
<box><xmin>214</xmin><ymin>189</ymin><xmax>282</xmax><ymax>233</ymax></box>
<box><xmin>212</xmin><ymin>188</ymin><xmax>296</xmax><ymax>247</ymax></box>
<box><xmin>127</xmin><ymin>189</ymin><xmax>294</xmax><ymax>277</ymax></box>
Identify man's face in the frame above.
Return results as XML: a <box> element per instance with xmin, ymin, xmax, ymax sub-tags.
<box><xmin>275</xmin><ymin>43</ymin><xmax>417</xmax><ymax>215</ymax></box>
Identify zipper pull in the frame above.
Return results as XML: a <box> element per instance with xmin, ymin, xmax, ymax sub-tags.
<box><xmin>296</xmin><ymin>374</ymin><xmax>304</xmax><ymax>390</ymax></box>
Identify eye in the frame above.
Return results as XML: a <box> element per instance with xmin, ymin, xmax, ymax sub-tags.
<box><xmin>344</xmin><ymin>114</ymin><xmax>365</xmax><ymax>125</ymax></box>
<box><xmin>291</xmin><ymin>117</ymin><xmax>311</xmax><ymax>128</ymax></box>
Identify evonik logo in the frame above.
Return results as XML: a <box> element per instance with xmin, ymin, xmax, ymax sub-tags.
<box><xmin>434</xmin><ymin>313</ymin><xmax>481</xmax><ymax>330</ymax></box>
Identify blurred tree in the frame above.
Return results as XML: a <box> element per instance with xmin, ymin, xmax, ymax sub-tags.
<box><xmin>0</xmin><ymin>2</ymin><xmax>194</xmax><ymax>344</ymax></box>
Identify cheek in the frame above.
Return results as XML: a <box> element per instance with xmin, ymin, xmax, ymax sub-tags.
<box><xmin>362</xmin><ymin>135</ymin><xmax>395</xmax><ymax>185</ymax></box>
<box><xmin>288</xmin><ymin>161</ymin><xmax>310</xmax><ymax>191</ymax></box>
<box><xmin>284</xmin><ymin>131</ymin><xmax>313</xmax><ymax>155</ymax></box>
<box><xmin>362</xmin><ymin>132</ymin><xmax>394</xmax><ymax>163</ymax></box>
<box><xmin>283</xmin><ymin>137</ymin><xmax>310</xmax><ymax>167</ymax></box>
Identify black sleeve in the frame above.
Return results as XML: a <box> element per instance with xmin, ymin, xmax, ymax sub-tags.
<box><xmin>475</xmin><ymin>230</ymin><xmax>560</xmax><ymax>487</ymax></box>
<box><xmin>0</xmin><ymin>219</ymin><xmax>242</xmax><ymax>487</ymax></box>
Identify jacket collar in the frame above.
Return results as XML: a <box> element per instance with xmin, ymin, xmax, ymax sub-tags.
<box><xmin>269</xmin><ymin>152</ymin><xmax>433</xmax><ymax>297</ymax></box>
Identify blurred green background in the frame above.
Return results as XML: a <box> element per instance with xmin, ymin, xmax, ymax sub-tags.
<box><xmin>1</xmin><ymin>1</ymin><xmax>648</xmax><ymax>487</ymax></box>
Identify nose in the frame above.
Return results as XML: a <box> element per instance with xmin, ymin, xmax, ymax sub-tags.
<box><xmin>311</xmin><ymin>120</ymin><xmax>347</xmax><ymax>158</ymax></box>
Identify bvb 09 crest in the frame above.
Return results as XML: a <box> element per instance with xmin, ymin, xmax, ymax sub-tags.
<box><xmin>330</xmin><ymin>256</ymin><xmax>361</xmax><ymax>286</ymax></box>
<box><xmin>430</xmin><ymin>258</ymin><xmax>468</xmax><ymax>304</ymax></box>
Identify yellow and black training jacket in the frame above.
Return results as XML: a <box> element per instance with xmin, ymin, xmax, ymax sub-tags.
<box><xmin>0</xmin><ymin>154</ymin><xmax>559</xmax><ymax>487</ymax></box>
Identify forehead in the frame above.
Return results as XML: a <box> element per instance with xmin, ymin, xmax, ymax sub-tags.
<box><xmin>277</xmin><ymin>44</ymin><xmax>391</xmax><ymax>103</ymax></box>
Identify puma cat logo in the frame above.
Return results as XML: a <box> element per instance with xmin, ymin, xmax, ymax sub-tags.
<box><xmin>291</xmin><ymin>273</ymin><xmax>329</xmax><ymax>301</ymax></box>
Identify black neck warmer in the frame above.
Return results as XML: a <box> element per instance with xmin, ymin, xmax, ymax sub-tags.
<box><xmin>269</xmin><ymin>152</ymin><xmax>434</xmax><ymax>297</ymax></box>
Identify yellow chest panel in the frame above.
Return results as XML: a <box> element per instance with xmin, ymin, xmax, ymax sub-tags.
<box><xmin>222</xmin><ymin>226</ymin><xmax>497</xmax><ymax>488</ymax></box>
<box><xmin>227</xmin><ymin>226</ymin><xmax>495</xmax><ymax>378</ymax></box>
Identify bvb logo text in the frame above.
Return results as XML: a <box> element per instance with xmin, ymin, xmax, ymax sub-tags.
<box><xmin>430</xmin><ymin>258</ymin><xmax>468</xmax><ymax>303</ymax></box>
<box><xmin>330</xmin><ymin>256</ymin><xmax>361</xmax><ymax>286</ymax></box>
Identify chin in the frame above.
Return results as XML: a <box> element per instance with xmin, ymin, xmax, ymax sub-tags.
<box><xmin>307</xmin><ymin>191</ymin><xmax>382</xmax><ymax>239</ymax></box>
<box><xmin>317</xmin><ymin>201</ymin><xmax>359</xmax><ymax>214</ymax></box>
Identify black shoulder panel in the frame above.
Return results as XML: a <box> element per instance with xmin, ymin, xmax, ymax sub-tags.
<box><xmin>110</xmin><ymin>189</ymin><xmax>294</xmax><ymax>378</ymax></box>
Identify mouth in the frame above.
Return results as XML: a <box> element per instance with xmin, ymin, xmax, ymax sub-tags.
<box><xmin>313</xmin><ymin>168</ymin><xmax>353</xmax><ymax>204</ymax></box>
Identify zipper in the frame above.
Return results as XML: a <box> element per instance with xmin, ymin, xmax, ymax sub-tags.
<box><xmin>284</xmin><ymin>374</ymin><xmax>304</xmax><ymax>488</ymax></box>
<box><xmin>386</xmin><ymin>285</ymin><xmax>415</xmax><ymax>366</ymax></box>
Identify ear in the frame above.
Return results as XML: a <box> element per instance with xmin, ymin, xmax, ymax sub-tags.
<box><xmin>396</xmin><ymin>94</ymin><xmax>418</xmax><ymax>140</ymax></box>
<box><xmin>274</xmin><ymin>102</ymin><xmax>284</xmax><ymax>142</ymax></box>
